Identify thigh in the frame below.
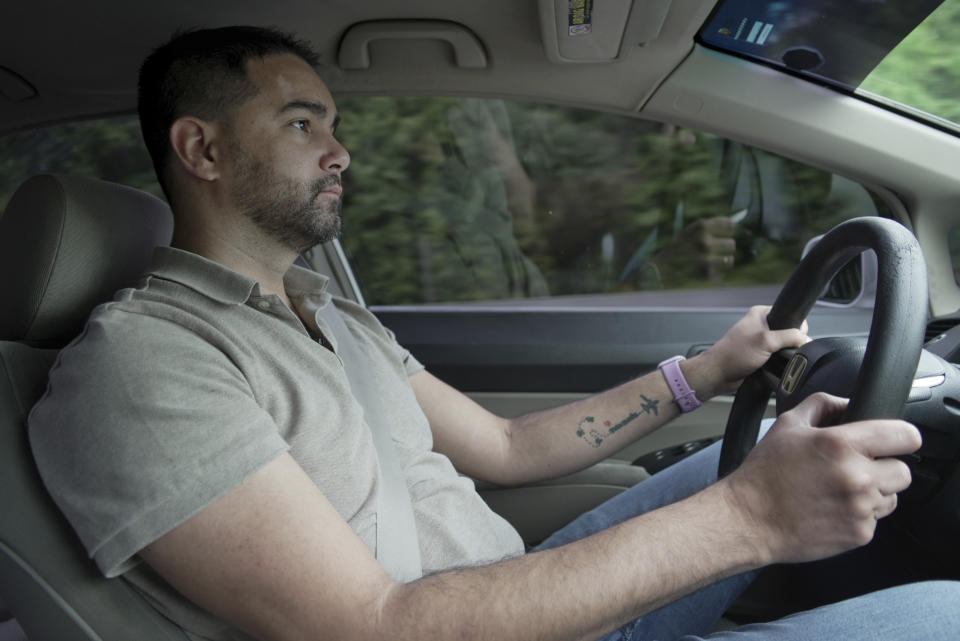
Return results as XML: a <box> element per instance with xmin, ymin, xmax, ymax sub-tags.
<box><xmin>534</xmin><ymin>437</ymin><xmax>724</xmax><ymax>552</ymax></box>
<box><xmin>535</xmin><ymin>439</ymin><xmax>756</xmax><ymax>641</ymax></box>
<box><xmin>536</xmin><ymin>420</ymin><xmax>776</xmax><ymax>552</ymax></box>
<box><xmin>682</xmin><ymin>581</ymin><xmax>960</xmax><ymax>641</ymax></box>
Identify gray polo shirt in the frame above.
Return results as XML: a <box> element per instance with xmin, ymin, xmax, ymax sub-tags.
<box><xmin>29</xmin><ymin>247</ymin><xmax>523</xmax><ymax>638</ymax></box>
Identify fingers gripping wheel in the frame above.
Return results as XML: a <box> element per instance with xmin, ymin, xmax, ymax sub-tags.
<box><xmin>718</xmin><ymin>217</ymin><xmax>928</xmax><ymax>478</ymax></box>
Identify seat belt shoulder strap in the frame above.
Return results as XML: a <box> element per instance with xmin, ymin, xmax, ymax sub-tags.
<box><xmin>316</xmin><ymin>301</ymin><xmax>423</xmax><ymax>582</ymax></box>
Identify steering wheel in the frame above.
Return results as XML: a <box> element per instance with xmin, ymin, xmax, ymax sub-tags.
<box><xmin>717</xmin><ymin>217</ymin><xmax>928</xmax><ymax>478</ymax></box>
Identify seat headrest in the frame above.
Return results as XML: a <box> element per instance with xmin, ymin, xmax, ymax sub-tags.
<box><xmin>0</xmin><ymin>174</ymin><xmax>174</xmax><ymax>346</ymax></box>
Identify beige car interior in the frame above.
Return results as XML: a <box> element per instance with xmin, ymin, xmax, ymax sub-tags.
<box><xmin>1</xmin><ymin>1</ymin><xmax>958</xmax><ymax>638</ymax></box>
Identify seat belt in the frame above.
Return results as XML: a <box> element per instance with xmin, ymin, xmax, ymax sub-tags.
<box><xmin>316</xmin><ymin>301</ymin><xmax>423</xmax><ymax>582</ymax></box>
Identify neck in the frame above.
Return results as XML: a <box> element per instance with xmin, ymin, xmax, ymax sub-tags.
<box><xmin>171</xmin><ymin>207</ymin><xmax>298</xmax><ymax>307</ymax></box>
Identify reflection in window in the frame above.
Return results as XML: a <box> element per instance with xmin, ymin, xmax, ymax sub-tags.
<box><xmin>337</xmin><ymin>97</ymin><xmax>888</xmax><ymax>306</ymax></box>
<box><xmin>0</xmin><ymin>115</ymin><xmax>161</xmax><ymax>210</ymax></box>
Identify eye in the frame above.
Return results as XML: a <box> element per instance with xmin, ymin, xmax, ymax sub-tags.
<box><xmin>291</xmin><ymin>119</ymin><xmax>311</xmax><ymax>133</ymax></box>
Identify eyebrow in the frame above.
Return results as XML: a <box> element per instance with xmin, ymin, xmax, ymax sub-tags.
<box><xmin>279</xmin><ymin>100</ymin><xmax>341</xmax><ymax>130</ymax></box>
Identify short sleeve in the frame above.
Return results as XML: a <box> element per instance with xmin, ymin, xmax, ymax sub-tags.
<box><xmin>28</xmin><ymin>307</ymin><xmax>289</xmax><ymax>577</ymax></box>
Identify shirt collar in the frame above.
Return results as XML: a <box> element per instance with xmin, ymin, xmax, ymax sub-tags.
<box><xmin>150</xmin><ymin>246</ymin><xmax>331</xmax><ymax>306</ymax></box>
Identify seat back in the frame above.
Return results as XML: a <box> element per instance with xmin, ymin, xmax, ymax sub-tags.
<box><xmin>0</xmin><ymin>174</ymin><xmax>188</xmax><ymax>640</ymax></box>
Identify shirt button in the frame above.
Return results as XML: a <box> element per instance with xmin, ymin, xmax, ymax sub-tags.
<box><xmin>256</xmin><ymin>300</ymin><xmax>271</xmax><ymax>310</ymax></box>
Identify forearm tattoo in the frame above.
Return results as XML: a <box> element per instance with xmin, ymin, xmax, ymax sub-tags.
<box><xmin>575</xmin><ymin>395</ymin><xmax>660</xmax><ymax>448</ymax></box>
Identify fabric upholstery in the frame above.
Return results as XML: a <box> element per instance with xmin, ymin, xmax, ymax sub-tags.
<box><xmin>0</xmin><ymin>174</ymin><xmax>173</xmax><ymax>345</ymax></box>
<box><xmin>0</xmin><ymin>174</ymin><xmax>186</xmax><ymax>639</ymax></box>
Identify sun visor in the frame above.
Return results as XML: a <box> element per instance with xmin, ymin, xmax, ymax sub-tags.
<box><xmin>538</xmin><ymin>0</ymin><xmax>673</xmax><ymax>62</ymax></box>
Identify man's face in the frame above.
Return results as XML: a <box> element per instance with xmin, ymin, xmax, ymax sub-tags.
<box><xmin>225</xmin><ymin>54</ymin><xmax>350</xmax><ymax>252</ymax></box>
<box><xmin>228</xmin><ymin>134</ymin><xmax>342</xmax><ymax>251</ymax></box>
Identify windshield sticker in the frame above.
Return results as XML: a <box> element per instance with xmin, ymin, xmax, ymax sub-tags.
<box><xmin>568</xmin><ymin>0</ymin><xmax>593</xmax><ymax>36</ymax></box>
<box><xmin>701</xmin><ymin>0</ymin><xmax>946</xmax><ymax>88</ymax></box>
<box><xmin>719</xmin><ymin>17</ymin><xmax>774</xmax><ymax>44</ymax></box>
<box><xmin>732</xmin><ymin>18</ymin><xmax>748</xmax><ymax>39</ymax></box>
<box><xmin>748</xmin><ymin>21</ymin><xmax>774</xmax><ymax>44</ymax></box>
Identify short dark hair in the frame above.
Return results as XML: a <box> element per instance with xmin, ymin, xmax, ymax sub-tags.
<box><xmin>137</xmin><ymin>26</ymin><xmax>321</xmax><ymax>201</ymax></box>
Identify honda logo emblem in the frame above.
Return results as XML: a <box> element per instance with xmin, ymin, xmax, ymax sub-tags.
<box><xmin>781</xmin><ymin>354</ymin><xmax>808</xmax><ymax>395</ymax></box>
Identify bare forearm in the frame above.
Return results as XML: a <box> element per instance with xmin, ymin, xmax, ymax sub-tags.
<box><xmin>377</xmin><ymin>481</ymin><xmax>763</xmax><ymax>641</ymax></box>
<box><xmin>426</xmin><ymin>306</ymin><xmax>807</xmax><ymax>486</ymax></box>
<box><xmin>499</xmin><ymin>355</ymin><xmax>721</xmax><ymax>485</ymax></box>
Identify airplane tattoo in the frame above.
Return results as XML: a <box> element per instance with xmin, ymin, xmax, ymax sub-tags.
<box><xmin>575</xmin><ymin>395</ymin><xmax>661</xmax><ymax>448</ymax></box>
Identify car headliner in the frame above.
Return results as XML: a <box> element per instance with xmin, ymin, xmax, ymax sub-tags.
<box><xmin>0</xmin><ymin>0</ymin><xmax>712</xmax><ymax>133</ymax></box>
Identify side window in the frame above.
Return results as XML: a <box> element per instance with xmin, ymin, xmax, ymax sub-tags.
<box><xmin>0</xmin><ymin>115</ymin><xmax>161</xmax><ymax>210</ymax></box>
<box><xmin>337</xmin><ymin>97</ymin><xmax>890</xmax><ymax>307</ymax></box>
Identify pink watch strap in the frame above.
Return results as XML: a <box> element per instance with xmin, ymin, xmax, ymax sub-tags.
<box><xmin>658</xmin><ymin>355</ymin><xmax>702</xmax><ymax>413</ymax></box>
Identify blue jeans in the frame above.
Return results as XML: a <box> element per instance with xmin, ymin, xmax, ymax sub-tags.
<box><xmin>533</xmin><ymin>439</ymin><xmax>960</xmax><ymax>640</ymax></box>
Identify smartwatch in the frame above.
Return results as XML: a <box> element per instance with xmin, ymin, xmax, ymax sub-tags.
<box><xmin>658</xmin><ymin>355</ymin><xmax>702</xmax><ymax>413</ymax></box>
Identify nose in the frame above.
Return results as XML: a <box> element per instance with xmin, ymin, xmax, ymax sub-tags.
<box><xmin>321</xmin><ymin>136</ymin><xmax>350</xmax><ymax>174</ymax></box>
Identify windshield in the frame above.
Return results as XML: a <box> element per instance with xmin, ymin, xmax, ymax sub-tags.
<box><xmin>698</xmin><ymin>0</ymin><xmax>960</xmax><ymax>134</ymax></box>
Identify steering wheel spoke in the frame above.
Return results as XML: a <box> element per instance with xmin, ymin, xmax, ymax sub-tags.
<box><xmin>760</xmin><ymin>348</ymin><xmax>796</xmax><ymax>392</ymax></box>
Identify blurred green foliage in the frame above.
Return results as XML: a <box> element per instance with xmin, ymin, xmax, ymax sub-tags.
<box><xmin>337</xmin><ymin>97</ymin><xmax>879</xmax><ymax>304</ymax></box>
<box><xmin>861</xmin><ymin>1</ymin><xmax>960</xmax><ymax>126</ymax></box>
<box><xmin>0</xmin><ymin>115</ymin><xmax>161</xmax><ymax>209</ymax></box>
<box><xmin>0</xmin><ymin>103</ymin><xmax>899</xmax><ymax>307</ymax></box>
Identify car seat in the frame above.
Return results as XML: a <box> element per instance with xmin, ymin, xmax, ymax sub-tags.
<box><xmin>0</xmin><ymin>173</ymin><xmax>652</xmax><ymax>638</ymax></box>
<box><xmin>0</xmin><ymin>174</ymin><xmax>189</xmax><ymax>640</ymax></box>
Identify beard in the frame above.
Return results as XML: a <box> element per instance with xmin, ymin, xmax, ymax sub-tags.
<box><xmin>229</xmin><ymin>140</ymin><xmax>343</xmax><ymax>253</ymax></box>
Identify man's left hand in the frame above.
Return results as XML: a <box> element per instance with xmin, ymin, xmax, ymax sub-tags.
<box><xmin>691</xmin><ymin>305</ymin><xmax>810</xmax><ymax>398</ymax></box>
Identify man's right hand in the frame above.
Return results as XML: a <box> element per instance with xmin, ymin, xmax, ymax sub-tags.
<box><xmin>720</xmin><ymin>392</ymin><xmax>922</xmax><ymax>565</ymax></box>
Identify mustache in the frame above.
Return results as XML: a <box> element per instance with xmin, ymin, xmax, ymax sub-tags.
<box><xmin>311</xmin><ymin>175</ymin><xmax>342</xmax><ymax>196</ymax></box>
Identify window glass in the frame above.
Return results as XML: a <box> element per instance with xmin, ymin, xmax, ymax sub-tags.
<box><xmin>336</xmin><ymin>97</ymin><xmax>890</xmax><ymax>307</ymax></box>
<box><xmin>698</xmin><ymin>0</ymin><xmax>960</xmax><ymax>134</ymax></box>
<box><xmin>0</xmin><ymin>106</ymin><xmax>889</xmax><ymax>311</ymax></box>
<box><xmin>0</xmin><ymin>115</ymin><xmax>162</xmax><ymax>210</ymax></box>
<box><xmin>860</xmin><ymin>1</ymin><xmax>960</xmax><ymax>131</ymax></box>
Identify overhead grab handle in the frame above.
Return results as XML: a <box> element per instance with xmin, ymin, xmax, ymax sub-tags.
<box><xmin>338</xmin><ymin>20</ymin><xmax>488</xmax><ymax>70</ymax></box>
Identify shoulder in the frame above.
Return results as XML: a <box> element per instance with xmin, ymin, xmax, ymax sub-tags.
<box><xmin>28</xmin><ymin>282</ymin><xmax>288</xmax><ymax>576</ymax></box>
<box><xmin>333</xmin><ymin>297</ymin><xmax>424</xmax><ymax>376</ymax></box>
<box><xmin>31</xmin><ymin>280</ymin><xmax>251</xmax><ymax>439</ymax></box>
<box><xmin>333</xmin><ymin>296</ymin><xmax>388</xmax><ymax>337</ymax></box>
<box><xmin>49</xmin><ymin>284</ymin><xmax>235</xmax><ymax>385</ymax></box>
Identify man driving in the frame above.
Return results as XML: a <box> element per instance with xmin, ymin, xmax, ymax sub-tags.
<box><xmin>28</xmin><ymin>26</ymin><xmax>959</xmax><ymax>641</ymax></box>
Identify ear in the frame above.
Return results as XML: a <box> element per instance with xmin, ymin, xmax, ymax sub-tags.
<box><xmin>168</xmin><ymin>117</ymin><xmax>222</xmax><ymax>182</ymax></box>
